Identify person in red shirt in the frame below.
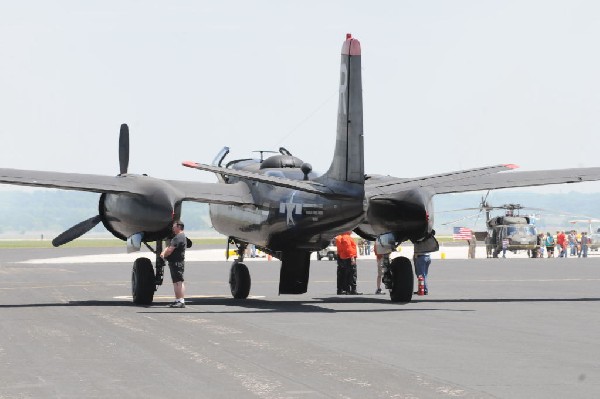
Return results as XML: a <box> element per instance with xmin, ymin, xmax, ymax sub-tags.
<box><xmin>335</xmin><ymin>232</ymin><xmax>361</xmax><ymax>295</ymax></box>
<box><xmin>557</xmin><ymin>231</ymin><xmax>567</xmax><ymax>258</ymax></box>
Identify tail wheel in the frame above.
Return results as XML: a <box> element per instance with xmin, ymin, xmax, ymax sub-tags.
<box><xmin>132</xmin><ymin>257</ymin><xmax>155</xmax><ymax>305</ymax></box>
<box><xmin>229</xmin><ymin>262</ymin><xmax>251</xmax><ymax>299</ymax></box>
<box><xmin>389</xmin><ymin>256</ymin><xmax>414</xmax><ymax>303</ymax></box>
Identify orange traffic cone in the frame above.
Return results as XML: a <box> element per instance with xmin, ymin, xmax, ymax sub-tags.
<box><xmin>417</xmin><ymin>275</ymin><xmax>425</xmax><ymax>296</ymax></box>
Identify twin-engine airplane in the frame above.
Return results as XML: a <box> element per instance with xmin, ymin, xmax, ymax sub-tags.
<box><xmin>2</xmin><ymin>34</ymin><xmax>600</xmax><ymax>304</ymax></box>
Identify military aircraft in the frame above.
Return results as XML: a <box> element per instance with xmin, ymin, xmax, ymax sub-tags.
<box><xmin>3</xmin><ymin>34</ymin><xmax>600</xmax><ymax>304</ymax></box>
<box><xmin>482</xmin><ymin>203</ymin><xmax>540</xmax><ymax>257</ymax></box>
<box><xmin>442</xmin><ymin>199</ymin><xmax>559</xmax><ymax>257</ymax></box>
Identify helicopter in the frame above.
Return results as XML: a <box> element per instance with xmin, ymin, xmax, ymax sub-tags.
<box><xmin>481</xmin><ymin>202</ymin><xmax>540</xmax><ymax>258</ymax></box>
<box><xmin>442</xmin><ymin>197</ymin><xmax>542</xmax><ymax>258</ymax></box>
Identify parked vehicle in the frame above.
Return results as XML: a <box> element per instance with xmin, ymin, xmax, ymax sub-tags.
<box><xmin>317</xmin><ymin>239</ymin><xmax>337</xmax><ymax>261</ymax></box>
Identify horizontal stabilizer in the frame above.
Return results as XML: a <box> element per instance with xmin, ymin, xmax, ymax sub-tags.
<box><xmin>182</xmin><ymin>161</ymin><xmax>353</xmax><ymax>198</ymax></box>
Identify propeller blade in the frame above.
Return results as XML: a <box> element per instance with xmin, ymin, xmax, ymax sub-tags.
<box><xmin>119</xmin><ymin>123</ymin><xmax>129</xmax><ymax>175</ymax></box>
<box><xmin>52</xmin><ymin>215</ymin><xmax>102</xmax><ymax>247</ymax></box>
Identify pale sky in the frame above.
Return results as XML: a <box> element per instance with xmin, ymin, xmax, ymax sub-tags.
<box><xmin>1</xmin><ymin>1</ymin><xmax>600</xmax><ymax>193</ymax></box>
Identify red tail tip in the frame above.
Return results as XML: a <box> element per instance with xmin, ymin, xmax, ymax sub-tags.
<box><xmin>182</xmin><ymin>161</ymin><xmax>199</xmax><ymax>168</ymax></box>
<box><xmin>346</xmin><ymin>33</ymin><xmax>352</xmax><ymax>39</ymax></box>
<box><xmin>503</xmin><ymin>164</ymin><xmax>519</xmax><ymax>169</ymax></box>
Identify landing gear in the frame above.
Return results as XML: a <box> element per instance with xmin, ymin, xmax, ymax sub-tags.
<box><xmin>228</xmin><ymin>240</ymin><xmax>251</xmax><ymax>299</ymax></box>
<box><xmin>383</xmin><ymin>256</ymin><xmax>414</xmax><ymax>303</ymax></box>
<box><xmin>131</xmin><ymin>239</ymin><xmax>167</xmax><ymax>305</ymax></box>
<box><xmin>230</xmin><ymin>262</ymin><xmax>251</xmax><ymax>299</ymax></box>
<box><xmin>132</xmin><ymin>257</ymin><xmax>155</xmax><ymax>305</ymax></box>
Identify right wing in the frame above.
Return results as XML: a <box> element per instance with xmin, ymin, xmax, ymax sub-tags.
<box><xmin>430</xmin><ymin>167</ymin><xmax>600</xmax><ymax>194</ymax></box>
<box><xmin>366</xmin><ymin>164</ymin><xmax>517</xmax><ymax>196</ymax></box>
<box><xmin>365</xmin><ymin>164</ymin><xmax>600</xmax><ymax>197</ymax></box>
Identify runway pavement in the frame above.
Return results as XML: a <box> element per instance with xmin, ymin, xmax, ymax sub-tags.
<box><xmin>1</xmin><ymin>246</ymin><xmax>599</xmax><ymax>398</ymax></box>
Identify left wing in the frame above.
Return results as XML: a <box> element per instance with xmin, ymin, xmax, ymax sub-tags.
<box><xmin>0</xmin><ymin>168</ymin><xmax>255</xmax><ymax>206</ymax></box>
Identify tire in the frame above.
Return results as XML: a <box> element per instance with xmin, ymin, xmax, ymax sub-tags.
<box><xmin>229</xmin><ymin>262</ymin><xmax>251</xmax><ymax>299</ymax></box>
<box><xmin>389</xmin><ymin>256</ymin><xmax>414</xmax><ymax>303</ymax></box>
<box><xmin>132</xmin><ymin>257</ymin><xmax>155</xmax><ymax>305</ymax></box>
<box><xmin>328</xmin><ymin>253</ymin><xmax>334</xmax><ymax>261</ymax></box>
<box><xmin>317</xmin><ymin>252</ymin><xmax>322</xmax><ymax>261</ymax></box>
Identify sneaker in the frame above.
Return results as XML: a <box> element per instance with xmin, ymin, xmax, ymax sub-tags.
<box><xmin>348</xmin><ymin>290</ymin><xmax>363</xmax><ymax>295</ymax></box>
<box><xmin>375</xmin><ymin>288</ymin><xmax>383</xmax><ymax>295</ymax></box>
<box><xmin>169</xmin><ymin>301</ymin><xmax>185</xmax><ymax>308</ymax></box>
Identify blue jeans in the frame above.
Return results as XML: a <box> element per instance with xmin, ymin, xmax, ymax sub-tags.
<box><xmin>414</xmin><ymin>254</ymin><xmax>431</xmax><ymax>293</ymax></box>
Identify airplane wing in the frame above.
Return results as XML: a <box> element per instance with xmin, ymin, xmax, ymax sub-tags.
<box><xmin>366</xmin><ymin>165</ymin><xmax>600</xmax><ymax>196</ymax></box>
<box><xmin>366</xmin><ymin>164</ymin><xmax>517</xmax><ymax>196</ymax></box>
<box><xmin>0</xmin><ymin>168</ymin><xmax>254</xmax><ymax>206</ymax></box>
<box><xmin>182</xmin><ymin>161</ymin><xmax>354</xmax><ymax>198</ymax></box>
<box><xmin>430</xmin><ymin>167</ymin><xmax>600</xmax><ymax>194</ymax></box>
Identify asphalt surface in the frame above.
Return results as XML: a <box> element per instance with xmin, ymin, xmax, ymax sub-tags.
<box><xmin>1</xmin><ymin>247</ymin><xmax>599</xmax><ymax>398</ymax></box>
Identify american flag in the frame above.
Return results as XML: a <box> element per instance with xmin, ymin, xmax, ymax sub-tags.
<box><xmin>453</xmin><ymin>227</ymin><xmax>473</xmax><ymax>240</ymax></box>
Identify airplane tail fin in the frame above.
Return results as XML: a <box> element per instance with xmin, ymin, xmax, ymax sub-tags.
<box><xmin>319</xmin><ymin>34</ymin><xmax>364</xmax><ymax>187</ymax></box>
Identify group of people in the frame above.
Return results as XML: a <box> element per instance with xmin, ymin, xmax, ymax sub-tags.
<box><xmin>336</xmin><ymin>231</ymin><xmax>431</xmax><ymax>296</ymax></box>
<box><xmin>163</xmin><ymin>226</ymin><xmax>432</xmax><ymax>307</ymax></box>
<box><xmin>540</xmin><ymin>230</ymin><xmax>592</xmax><ymax>258</ymax></box>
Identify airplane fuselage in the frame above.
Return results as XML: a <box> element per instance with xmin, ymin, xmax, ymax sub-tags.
<box><xmin>210</xmin><ymin>175</ymin><xmax>364</xmax><ymax>252</ymax></box>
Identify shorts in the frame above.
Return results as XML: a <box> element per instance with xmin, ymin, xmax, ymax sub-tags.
<box><xmin>168</xmin><ymin>261</ymin><xmax>185</xmax><ymax>283</ymax></box>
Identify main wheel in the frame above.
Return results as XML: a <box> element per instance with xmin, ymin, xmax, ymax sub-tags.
<box><xmin>389</xmin><ymin>256</ymin><xmax>414</xmax><ymax>303</ymax></box>
<box><xmin>328</xmin><ymin>253</ymin><xmax>334</xmax><ymax>261</ymax></box>
<box><xmin>132</xmin><ymin>257</ymin><xmax>155</xmax><ymax>305</ymax></box>
<box><xmin>317</xmin><ymin>252</ymin><xmax>322</xmax><ymax>261</ymax></box>
<box><xmin>229</xmin><ymin>262</ymin><xmax>251</xmax><ymax>299</ymax></box>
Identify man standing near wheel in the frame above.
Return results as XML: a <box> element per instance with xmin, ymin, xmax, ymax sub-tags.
<box><xmin>413</xmin><ymin>242</ymin><xmax>431</xmax><ymax>295</ymax></box>
<box><xmin>335</xmin><ymin>231</ymin><xmax>361</xmax><ymax>295</ymax></box>
<box><xmin>161</xmin><ymin>220</ymin><xmax>187</xmax><ymax>308</ymax></box>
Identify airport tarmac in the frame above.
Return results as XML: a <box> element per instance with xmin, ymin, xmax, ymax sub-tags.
<box><xmin>1</xmin><ymin>246</ymin><xmax>599</xmax><ymax>398</ymax></box>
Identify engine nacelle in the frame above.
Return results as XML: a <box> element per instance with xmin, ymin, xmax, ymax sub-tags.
<box><xmin>98</xmin><ymin>175</ymin><xmax>184</xmax><ymax>242</ymax></box>
<box><xmin>358</xmin><ymin>187</ymin><xmax>435</xmax><ymax>243</ymax></box>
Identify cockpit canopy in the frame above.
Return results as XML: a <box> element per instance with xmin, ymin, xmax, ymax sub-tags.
<box><xmin>260</xmin><ymin>155</ymin><xmax>304</xmax><ymax>169</ymax></box>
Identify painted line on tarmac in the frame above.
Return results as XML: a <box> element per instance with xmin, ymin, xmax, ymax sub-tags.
<box><xmin>113</xmin><ymin>294</ymin><xmax>266</xmax><ymax>300</ymax></box>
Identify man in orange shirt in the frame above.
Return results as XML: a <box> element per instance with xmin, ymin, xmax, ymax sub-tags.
<box><xmin>335</xmin><ymin>231</ymin><xmax>361</xmax><ymax>295</ymax></box>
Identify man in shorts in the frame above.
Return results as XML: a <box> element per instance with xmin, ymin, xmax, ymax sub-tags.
<box><xmin>161</xmin><ymin>220</ymin><xmax>187</xmax><ymax>308</ymax></box>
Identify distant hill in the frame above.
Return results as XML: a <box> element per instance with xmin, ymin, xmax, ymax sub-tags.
<box><xmin>1</xmin><ymin>189</ymin><xmax>599</xmax><ymax>238</ymax></box>
<box><xmin>0</xmin><ymin>190</ymin><xmax>211</xmax><ymax>237</ymax></box>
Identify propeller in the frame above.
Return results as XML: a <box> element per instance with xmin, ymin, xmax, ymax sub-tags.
<box><xmin>119</xmin><ymin>123</ymin><xmax>129</xmax><ymax>175</ymax></box>
<box><xmin>53</xmin><ymin>124</ymin><xmax>129</xmax><ymax>247</ymax></box>
<box><xmin>52</xmin><ymin>215</ymin><xmax>102</xmax><ymax>247</ymax></box>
